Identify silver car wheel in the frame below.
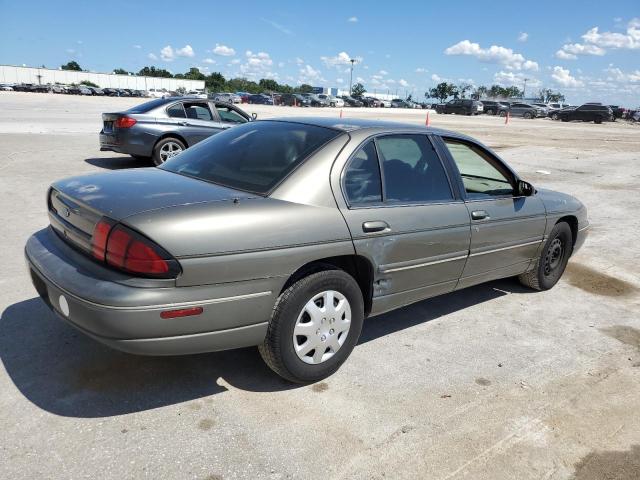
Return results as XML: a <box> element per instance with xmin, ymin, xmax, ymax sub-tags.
<box><xmin>293</xmin><ymin>290</ymin><xmax>351</xmax><ymax>365</ymax></box>
<box><xmin>159</xmin><ymin>141</ymin><xmax>183</xmax><ymax>162</ymax></box>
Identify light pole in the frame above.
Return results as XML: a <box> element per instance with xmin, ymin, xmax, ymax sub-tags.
<box><xmin>523</xmin><ymin>78</ymin><xmax>529</xmax><ymax>98</ymax></box>
<box><xmin>348</xmin><ymin>58</ymin><xmax>355</xmax><ymax>95</ymax></box>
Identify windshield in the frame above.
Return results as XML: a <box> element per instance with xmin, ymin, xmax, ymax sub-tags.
<box><xmin>160</xmin><ymin>121</ymin><xmax>342</xmax><ymax>195</ymax></box>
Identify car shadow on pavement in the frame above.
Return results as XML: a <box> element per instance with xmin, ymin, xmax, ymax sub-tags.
<box><xmin>84</xmin><ymin>156</ymin><xmax>150</xmax><ymax>170</ymax></box>
<box><xmin>0</xmin><ymin>279</ymin><xmax>529</xmax><ymax>418</ymax></box>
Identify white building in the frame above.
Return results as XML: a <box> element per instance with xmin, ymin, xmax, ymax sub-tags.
<box><xmin>0</xmin><ymin>65</ymin><xmax>205</xmax><ymax>91</ymax></box>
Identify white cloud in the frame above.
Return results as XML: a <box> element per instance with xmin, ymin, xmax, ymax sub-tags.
<box><xmin>133</xmin><ymin>44</ymin><xmax>142</xmax><ymax>49</ymax></box>
<box><xmin>336</xmin><ymin>78</ymin><xmax>344</xmax><ymax>84</ymax></box>
<box><xmin>321</xmin><ymin>51</ymin><xmax>362</xmax><ymax>68</ymax></box>
<box><xmin>493</xmin><ymin>71</ymin><xmax>540</xmax><ymax>89</ymax></box>
<box><xmin>176</xmin><ymin>45</ymin><xmax>195</xmax><ymax>58</ymax></box>
<box><xmin>213</xmin><ymin>43</ymin><xmax>235</xmax><ymax>56</ymax></box>
<box><xmin>294</xmin><ymin>57</ymin><xmax>304</xmax><ymax>65</ymax></box>
<box><xmin>261</xmin><ymin>18</ymin><xmax>293</xmax><ymax>36</ymax></box>
<box><xmin>378</xmin><ymin>70</ymin><xmax>388</xmax><ymax>75</ymax></box>
<box><xmin>555</xmin><ymin>43</ymin><xmax>606</xmax><ymax>59</ymax></box>
<box><xmin>518</xmin><ymin>32</ymin><xmax>529</xmax><ymax>42</ymax></box>
<box><xmin>278</xmin><ymin>61</ymin><xmax>285</xmax><ymax>68</ymax></box>
<box><xmin>555</xmin><ymin>50</ymin><xmax>577</xmax><ymax>60</ymax></box>
<box><xmin>604</xmin><ymin>66</ymin><xmax>640</xmax><ymax>82</ymax></box>
<box><xmin>202</xmin><ymin>58</ymin><xmax>216</xmax><ymax>64</ymax></box>
<box><xmin>238</xmin><ymin>50</ymin><xmax>274</xmax><ymax>78</ymax></box>
<box><xmin>431</xmin><ymin>74</ymin><xmax>443</xmax><ymax>83</ymax></box>
<box><xmin>551</xmin><ymin>66</ymin><xmax>584</xmax><ymax>87</ymax></box>
<box><xmin>148</xmin><ymin>53</ymin><xmax>158</xmax><ymax>60</ymax></box>
<box><xmin>581</xmin><ymin>18</ymin><xmax>640</xmax><ymax>50</ymax></box>
<box><xmin>444</xmin><ymin>40</ymin><xmax>538</xmax><ymax>71</ymax></box>
<box><xmin>160</xmin><ymin>45</ymin><xmax>175</xmax><ymax>61</ymax></box>
<box><xmin>347</xmin><ymin>16</ymin><xmax>358</xmax><ymax>23</ymax></box>
<box><xmin>298</xmin><ymin>64</ymin><xmax>324</xmax><ymax>84</ymax></box>
<box><xmin>230</xmin><ymin>58</ymin><xmax>241</xmax><ymax>65</ymax></box>
<box><xmin>415</xmin><ymin>67</ymin><xmax>428</xmax><ymax>73</ymax></box>
<box><xmin>398</xmin><ymin>79</ymin><xmax>409</xmax><ymax>87</ymax></box>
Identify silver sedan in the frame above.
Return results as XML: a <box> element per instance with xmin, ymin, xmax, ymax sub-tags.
<box><xmin>26</xmin><ymin>118</ymin><xmax>589</xmax><ymax>383</ymax></box>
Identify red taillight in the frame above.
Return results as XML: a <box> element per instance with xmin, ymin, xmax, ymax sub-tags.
<box><xmin>91</xmin><ymin>219</ymin><xmax>114</xmax><ymax>260</ymax></box>
<box><xmin>115</xmin><ymin>116</ymin><xmax>137</xmax><ymax>128</ymax></box>
<box><xmin>105</xmin><ymin>224</ymin><xmax>171</xmax><ymax>275</ymax></box>
<box><xmin>91</xmin><ymin>218</ymin><xmax>179</xmax><ymax>278</ymax></box>
<box><xmin>160</xmin><ymin>307</ymin><xmax>203</xmax><ymax>319</ymax></box>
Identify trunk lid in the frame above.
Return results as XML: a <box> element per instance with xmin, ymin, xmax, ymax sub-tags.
<box><xmin>48</xmin><ymin>168</ymin><xmax>254</xmax><ymax>255</ymax></box>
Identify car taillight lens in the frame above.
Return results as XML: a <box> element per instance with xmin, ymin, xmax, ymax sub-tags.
<box><xmin>91</xmin><ymin>218</ymin><xmax>180</xmax><ymax>278</ymax></box>
<box><xmin>115</xmin><ymin>116</ymin><xmax>137</xmax><ymax>128</ymax></box>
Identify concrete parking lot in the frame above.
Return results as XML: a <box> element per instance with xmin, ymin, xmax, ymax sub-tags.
<box><xmin>1</xmin><ymin>91</ymin><xmax>639</xmax><ymax>480</ymax></box>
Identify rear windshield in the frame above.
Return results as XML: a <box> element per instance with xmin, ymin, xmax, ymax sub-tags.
<box><xmin>126</xmin><ymin>98</ymin><xmax>169</xmax><ymax>113</ymax></box>
<box><xmin>160</xmin><ymin>121</ymin><xmax>342</xmax><ymax>195</ymax></box>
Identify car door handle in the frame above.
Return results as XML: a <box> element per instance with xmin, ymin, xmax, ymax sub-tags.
<box><xmin>362</xmin><ymin>221</ymin><xmax>390</xmax><ymax>233</ymax></box>
<box><xmin>471</xmin><ymin>210</ymin><xmax>490</xmax><ymax>220</ymax></box>
<box><xmin>179</xmin><ymin>121</ymin><xmax>189</xmax><ymax>126</ymax></box>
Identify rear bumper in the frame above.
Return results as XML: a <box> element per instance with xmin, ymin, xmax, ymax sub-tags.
<box><xmin>99</xmin><ymin>128</ymin><xmax>154</xmax><ymax>157</ymax></box>
<box><xmin>25</xmin><ymin>228</ymin><xmax>273</xmax><ymax>355</ymax></box>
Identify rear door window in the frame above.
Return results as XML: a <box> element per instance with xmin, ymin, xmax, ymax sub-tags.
<box><xmin>343</xmin><ymin>141</ymin><xmax>382</xmax><ymax>205</ymax></box>
<box><xmin>215</xmin><ymin>104</ymin><xmax>247</xmax><ymax>124</ymax></box>
<box><xmin>183</xmin><ymin>102</ymin><xmax>214</xmax><ymax>121</ymax></box>
<box><xmin>167</xmin><ymin>103</ymin><xmax>186</xmax><ymax>118</ymax></box>
<box><xmin>376</xmin><ymin>135</ymin><xmax>453</xmax><ymax>203</ymax></box>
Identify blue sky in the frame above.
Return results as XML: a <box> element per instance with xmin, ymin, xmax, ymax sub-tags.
<box><xmin>1</xmin><ymin>0</ymin><xmax>639</xmax><ymax>104</ymax></box>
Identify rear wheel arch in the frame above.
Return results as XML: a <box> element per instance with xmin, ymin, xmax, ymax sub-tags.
<box><xmin>155</xmin><ymin>132</ymin><xmax>189</xmax><ymax>149</ymax></box>
<box><xmin>280</xmin><ymin>255</ymin><xmax>375</xmax><ymax>317</ymax></box>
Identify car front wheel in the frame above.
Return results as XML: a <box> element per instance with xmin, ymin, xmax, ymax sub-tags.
<box><xmin>153</xmin><ymin>137</ymin><xmax>185</xmax><ymax>166</ymax></box>
<box><xmin>259</xmin><ymin>269</ymin><xmax>364</xmax><ymax>383</ymax></box>
<box><xmin>518</xmin><ymin>222</ymin><xmax>573</xmax><ymax>291</ymax></box>
<box><xmin>551</xmin><ymin>113</ymin><xmax>559</xmax><ymax>120</ymax></box>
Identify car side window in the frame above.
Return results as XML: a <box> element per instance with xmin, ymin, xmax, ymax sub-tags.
<box><xmin>216</xmin><ymin>105</ymin><xmax>247</xmax><ymax>124</ymax></box>
<box><xmin>167</xmin><ymin>103</ymin><xmax>186</xmax><ymax>118</ymax></box>
<box><xmin>183</xmin><ymin>102</ymin><xmax>213</xmax><ymax>121</ymax></box>
<box><xmin>377</xmin><ymin>135</ymin><xmax>453</xmax><ymax>203</ymax></box>
<box><xmin>444</xmin><ymin>139</ymin><xmax>514</xmax><ymax>198</ymax></box>
<box><xmin>343</xmin><ymin>141</ymin><xmax>383</xmax><ymax>205</ymax></box>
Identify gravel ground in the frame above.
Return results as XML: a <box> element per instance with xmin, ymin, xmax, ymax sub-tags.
<box><xmin>1</xmin><ymin>92</ymin><xmax>639</xmax><ymax>480</ymax></box>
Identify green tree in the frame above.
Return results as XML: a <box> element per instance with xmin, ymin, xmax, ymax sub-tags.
<box><xmin>205</xmin><ymin>72</ymin><xmax>227</xmax><ymax>92</ymax></box>
<box><xmin>503</xmin><ymin>86</ymin><xmax>522</xmax><ymax>98</ymax></box>
<box><xmin>137</xmin><ymin>66</ymin><xmax>173</xmax><ymax>78</ymax></box>
<box><xmin>457</xmin><ymin>83</ymin><xmax>473</xmax><ymax>99</ymax></box>
<box><xmin>184</xmin><ymin>67</ymin><xmax>206</xmax><ymax>80</ymax></box>
<box><xmin>297</xmin><ymin>84</ymin><xmax>314</xmax><ymax>93</ymax></box>
<box><xmin>427</xmin><ymin>82</ymin><xmax>457</xmax><ymax>103</ymax></box>
<box><xmin>176</xmin><ymin>87</ymin><xmax>186</xmax><ymax>95</ymax></box>
<box><xmin>113</xmin><ymin>68</ymin><xmax>130</xmax><ymax>75</ymax></box>
<box><xmin>351</xmin><ymin>82</ymin><xmax>366</xmax><ymax>96</ymax></box>
<box><xmin>80</xmin><ymin>80</ymin><xmax>99</xmax><ymax>88</ymax></box>
<box><xmin>61</xmin><ymin>61</ymin><xmax>82</xmax><ymax>71</ymax></box>
<box><xmin>538</xmin><ymin>88</ymin><xmax>565</xmax><ymax>103</ymax></box>
<box><xmin>259</xmin><ymin>78</ymin><xmax>280</xmax><ymax>92</ymax></box>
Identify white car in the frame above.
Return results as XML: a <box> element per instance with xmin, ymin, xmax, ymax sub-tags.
<box><xmin>326</xmin><ymin>96</ymin><xmax>344</xmax><ymax>107</ymax></box>
<box><xmin>213</xmin><ymin>93</ymin><xmax>241</xmax><ymax>104</ymax></box>
<box><xmin>186</xmin><ymin>90</ymin><xmax>208</xmax><ymax>99</ymax></box>
<box><xmin>148</xmin><ymin>88</ymin><xmax>170</xmax><ymax>98</ymax></box>
<box><xmin>378</xmin><ymin>99</ymin><xmax>392</xmax><ymax>108</ymax></box>
<box><xmin>0</xmin><ymin>83</ymin><xmax>14</xmax><ymax>91</ymax></box>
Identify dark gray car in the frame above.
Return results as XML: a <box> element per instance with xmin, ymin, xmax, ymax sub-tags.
<box><xmin>26</xmin><ymin>118</ymin><xmax>589</xmax><ymax>383</ymax></box>
<box><xmin>99</xmin><ymin>97</ymin><xmax>253</xmax><ymax>165</ymax></box>
<box><xmin>508</xmin><ymin>102</ymin><xmax>540</xmax><ymax>119</ymax></box>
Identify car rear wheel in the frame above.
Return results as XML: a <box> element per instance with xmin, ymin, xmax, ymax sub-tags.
<box><xmin>551</xmin><ymin>113</ymin><xmax>559</xmax><ymax>120</ymax></box>
<box><xmin>594</xmin><ymin>117</ymin><xmax>603</xmax><ymax>124</ymax></box>
<box><xmin>259</xmin><ymin>269</ymin><xmax>364</xmax><ymax>383</ymax></box>
<box><xmin>523</xmin><ymin>112</ymin><xmax>533</xmax><ymax>119</ymax></box>
<box><xmin>518</xmin><ymin>222</ymin><xmax>573</xmax><ymax>291</ymax></box>
<box><xmin>153</xmin><ymin>137</ymin><xmax>185</xmax><ymax>166</ymax></box>
<box><xmin>486</xmin><ymin>109</ymin><xmax>494</xmax><ymax>115</ymax></box>
<box><xmin>499</xmin><ymin>110</ymin><xmax>507</xmax><ymax>117</ymax></box>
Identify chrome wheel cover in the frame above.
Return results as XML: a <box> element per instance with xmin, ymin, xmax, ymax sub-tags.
<box><xmin>159</xmin><ymin>141</ymin><xmax>183</xmax><ymax>162</ymax></box>
<box><xmin>293</xmin><ymin>290</ymin><xmax>351</xmax><ymax>365</ymax></box>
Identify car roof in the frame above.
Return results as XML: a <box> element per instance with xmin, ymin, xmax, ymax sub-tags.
<box><xmin>261</xmin><ymin>116</ymin><xmax>473</xmax><ymax>140</ymax></box>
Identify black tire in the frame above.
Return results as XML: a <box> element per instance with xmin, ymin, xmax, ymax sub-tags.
<box><xmin>561</xmin><ymin>116</ymin><xmax>569</xmax><ymax>122</ymax></box>
<box><xmin>594</xmin><ymin>117</ymin><xmax>602</xmax><ymax>124</ymax></box>
<box><xmin>152</xmin><ymin>137</ymin><xmax>185</xmax><ymax>166</ymax></box>
<box><xmin>259</xmin><ymin>269</ymin><xmax>364</xmax><ymax>383</ymax></box>
<box><xmin>551</xmin><ymin>113</ymin><xmax>559</xmax><ymax>120</ymax></box>
<box><xmin>486</xmin><ymin>109</ymin><xmax>494</xmax><ymax>115</ymax></box>
<box><xmin>523</xmin><ymin>112</ymin><xmax>532</xmax><ymax>119</ymax></box>
<box><xmin>499</xmin><ymin>110</ymin><xmax>507</xmax><ymax>117</ymax></box>
<box><xmin>518</xmin><ymin>222</ymin><xmax>573</xmax><ymax>291</ymax></box>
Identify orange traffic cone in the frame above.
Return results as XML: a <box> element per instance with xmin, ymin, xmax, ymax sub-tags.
<box><xmin>505</xmin><ymin>111</ymin><xmax>510</xmax><ymax>125</ymax></box>
<box><xmin>425</xmin><ymin>111</ymin><xmax>431</xmax><ymax>127</ymax></box>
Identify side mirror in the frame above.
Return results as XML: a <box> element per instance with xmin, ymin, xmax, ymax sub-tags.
<box><xmin>251</xmin><ymin>112</ymin><xmax>258</xmax><ymax>120</ymax></box>
<box><xmin>517</xmin><ymin>180</ymin><xmax>535</xmax><ymax>196</ymax></box>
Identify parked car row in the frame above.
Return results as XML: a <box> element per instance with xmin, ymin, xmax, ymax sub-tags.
<box><xmin>1</xmin><ymin>82</ymin><xmax>201</xmax><ymax>98</ymax></box>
